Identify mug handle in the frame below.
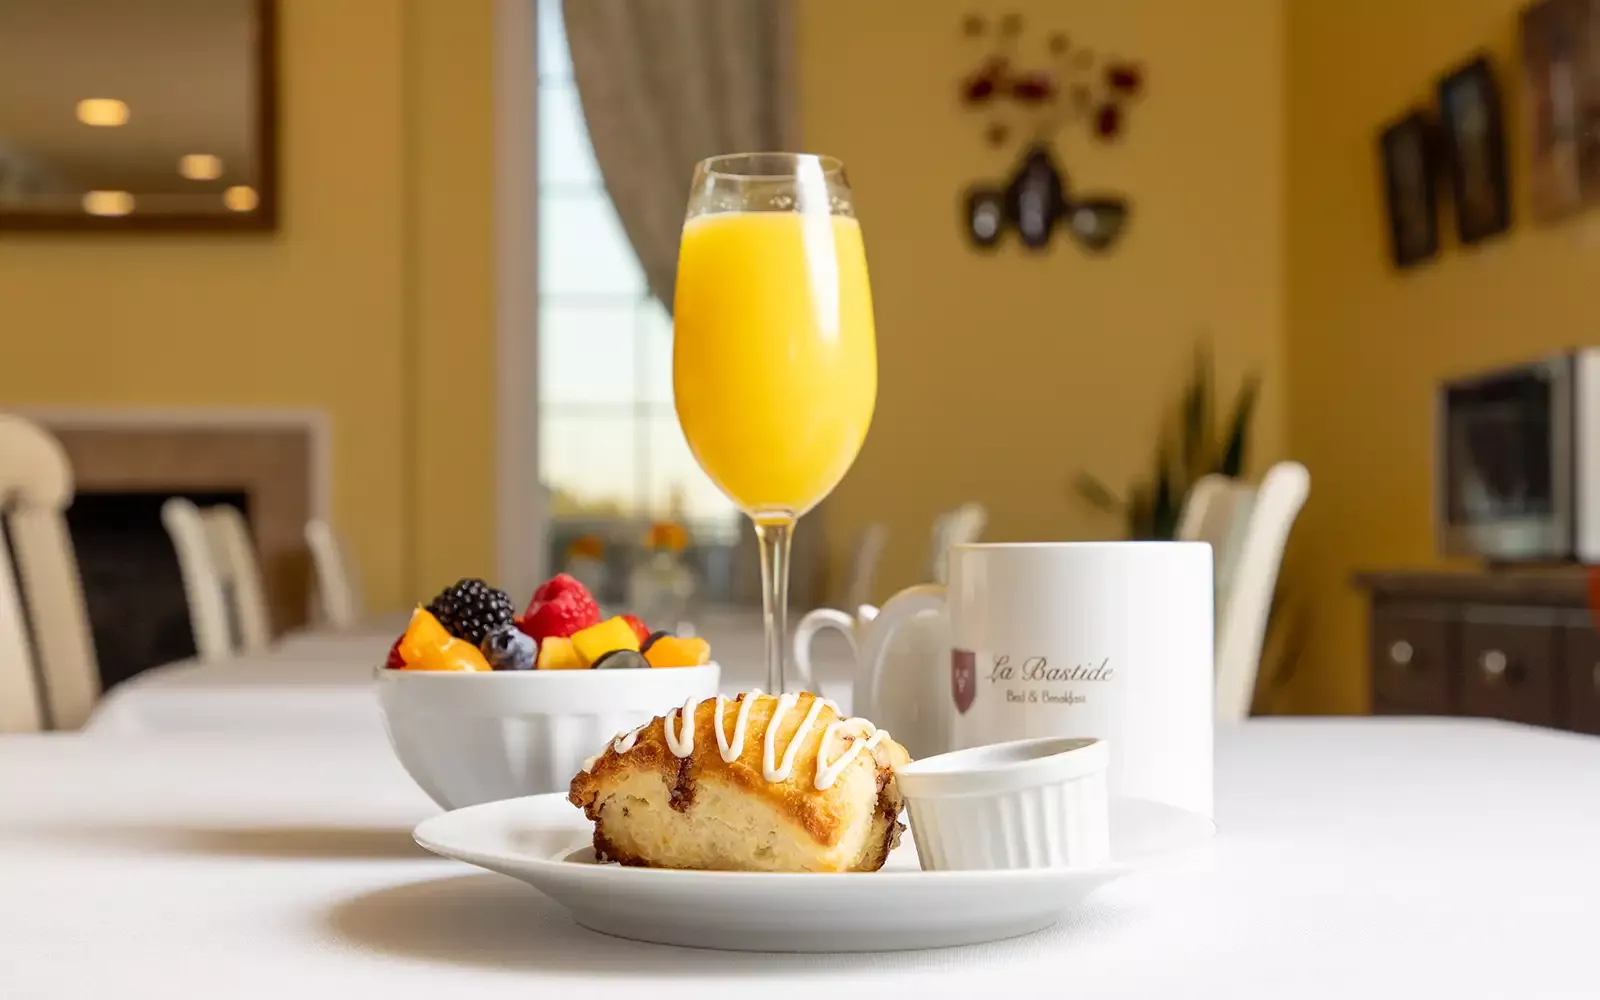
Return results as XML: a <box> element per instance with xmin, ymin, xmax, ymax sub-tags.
<box><xmin>857</xmin><ymin>584</ymin><xmax>946</xmax><ymax>723</ymax></box>
<box><xmin>791</xmin><ymin>608</ymin><xmax>854</xmax><ymax>693</ymax></box>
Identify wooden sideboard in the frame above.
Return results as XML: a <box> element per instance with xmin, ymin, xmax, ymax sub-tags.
<box><xmin>1355</xmin><ymin>570</ymin><xmax>1600</xmax><ymax>733</ymax></box>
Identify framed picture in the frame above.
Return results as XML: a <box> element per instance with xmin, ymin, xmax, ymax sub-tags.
<box><xmin>0</xmin><ymin>0</ymin><xmax>278</xmax><ymax>232</ymax></box>
<box><xmin>1437</xmin><ymin>55</ymin><xmax>1512</xmax><ymax>244</ymax></box>
<box><xmin>1520</xmin><ymin>0</ymin><xmax>1600</xmax><ymax>221</ymax></box>
<box><xmin>1379</xmin><ymin>110</ymin><xmax>1440</xmax><ymax>268</ymax></box>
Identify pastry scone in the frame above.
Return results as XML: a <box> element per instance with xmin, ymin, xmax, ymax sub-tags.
<box><xmin>568</xmin><ymin>691</ymin><xmax>911</xmax><ymax>872</ymax></box>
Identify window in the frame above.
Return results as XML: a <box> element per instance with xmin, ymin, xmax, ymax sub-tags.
<box><xmin>536</xmin><ymin>0</ymin><xmax>740</xmax><ymax>596</ymax></box>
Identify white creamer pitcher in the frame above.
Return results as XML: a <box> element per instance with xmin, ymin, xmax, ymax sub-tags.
<box><xmin>792</xmin><ymin>590</ymin><xmax>950</xmax><ymax>760</ymax></box>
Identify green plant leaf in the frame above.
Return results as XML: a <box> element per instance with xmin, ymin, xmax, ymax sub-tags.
<box><xmin>1125</xmin><ymin>481</ymin><xmax>1155</xmax><ymax>539</ymax></box>
<box><xmin>1180</xmin><ymin>346</ymin><xmax>1208</xmax><ymax>483</ymax></box>
<box><xmin>1149</xmin><ymin>444</ymin><xmax>1177</xmax><ymax>540</ymax></box>
<box><xmin>1219</xmin><ymin>374</ymin><xmax>1260</xmax><ymax>478</ymax></box>
<box><xmin>1181</xmin><ymin>342</ymin><xmax>1215</xmax><ymax>483</ymax></box>
<box><xmin>1067</xmin><ymin>337</ymin><xmax>1261</xmax><ymax>541</ymax></box>
<box><xmin>1073</xmin><ymin>472</ymin><xmax>1124</xmax><ymax>514</ymax></box>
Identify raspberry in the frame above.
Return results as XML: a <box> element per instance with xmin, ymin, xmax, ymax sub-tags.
<box><xmin>385</xmin><ymin>636</ymin><xmax>406</xmax><ymax>669</ymax></box>
<box><xmin>519</xmin><ymin>590</ymin><xmax>601</xmax><ymax>641</ymax></box>
<box><xmin>621</xmin><ymin>614</ymin><xmax>651</xmax><ymax>644</ymax></box>
<box><xmin>521</xmin><ymin>576</ymin><xmax>599</xmax><ymax>638</ymax></box>
<box><xmin>532</xmin><ymin>573</ymin><xmax>590</xmax><ymax>605</ymax></box>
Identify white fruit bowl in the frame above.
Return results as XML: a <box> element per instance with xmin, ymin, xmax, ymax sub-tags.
<box><xmin>376</xmin><ymin>663</ymin><xmax>721</xmax><ymax>809</ymax></box>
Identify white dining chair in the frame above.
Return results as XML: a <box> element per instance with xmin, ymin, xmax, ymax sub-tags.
<box><xmin>0</xmin><ymin>414</ymin><xmax>100</xmax><ymax>730</ymax></box>
<box><xmin>161</xmin><ymin>497</ymin><xmax>233</xmax><ymax>662</ymax></box>
<box><xmin>305</xmin><ymin>519</ymin><xmax>363</xmax><ymax>629</ymax></box>
<box><xmin>841</xmin><ymin>522</ymin><xmax>888</xmax><ymax>612</ymax></box>
<box><xmin>1176</xmin><ymin>475</ymin><xmax>1253</xmax><ymax>610</ymax></box>
<box><xmin>927</xmin><ymin>502</ymin><xmax>988</xmax><ymax>584</ymax></box>
<box><xmin>204</xmin><ymin>504</ymin><xmax>272</xmax><ymax>652</ymax></box>
<box><xmin>0</xmin><ymin>524</ymin><xmax>43</xmax><ymax>733</ymax></box>
<box><xmin>1178</xmin><ymin>462</ymin><xmax>1311</xmax><ymax>723</ymax></box>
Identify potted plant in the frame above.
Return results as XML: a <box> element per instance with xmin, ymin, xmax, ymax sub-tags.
<box><xmin>1071</xmin><ymin>344</ymin><xmax>1302</xmax><ymax>712</ymax></box>
<box><xmin>1074</xmin><ymin>344</ymin><xmax>1258</xmax><ymax>539</ymax></box>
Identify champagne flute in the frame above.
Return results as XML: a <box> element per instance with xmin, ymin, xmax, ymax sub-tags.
<box><xmin>673</xmin><ymin>153</ymin><xmax>877</xmax><ymax>694</ymax></box>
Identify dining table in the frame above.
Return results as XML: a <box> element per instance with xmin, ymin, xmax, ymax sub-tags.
<box><xmin>86</xmin><ymin>608</ymin><xmax>860</xmax><ymax>736</ymax></box>
<box><xmin>5</xmin><ymin>717</ymin><xmax>1597</xmax><ymax>998</ymax></box>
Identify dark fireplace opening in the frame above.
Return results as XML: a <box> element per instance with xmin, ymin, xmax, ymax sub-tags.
<box><xmin>67</xmin><ymin>490</ymin><xmax>251</xmax><ymax>692</ymax></box>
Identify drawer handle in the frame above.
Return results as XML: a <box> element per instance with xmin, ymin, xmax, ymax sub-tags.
<box><xmin>1481</xmin><ymin>649</ymin><xmax>1509</xmax><ymax>682</ymax></box>
<box><xmin>1388</xmin><ymin>640</ymin><xmax>1414</xmax><ymax>666</ymax></box>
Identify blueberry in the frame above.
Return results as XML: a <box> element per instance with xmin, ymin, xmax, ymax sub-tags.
<box><xmin>639</xmin><ymin>630</ymin><xmax>674</xmax><ymax>655</ymax></box>
<box><xmin>480</xmin><ymin>625</ymin><xmax>536</xmax><ymax>671</ymax></box>
<box><xmin>592</xmin><ymin>649</ymin><xmax>649</xmax><ymax>669</ymax></box>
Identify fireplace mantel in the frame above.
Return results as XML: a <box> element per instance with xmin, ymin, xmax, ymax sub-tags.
<box><xmin>15</xmin><ymin>408</ymin><xmax>330</xmax><ymax>636</ymax></box>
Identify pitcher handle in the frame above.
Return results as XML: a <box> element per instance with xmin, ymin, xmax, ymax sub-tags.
<box><xmin>791</xmin><ymin>608</ymin><xmax>854</xmax><ymax>693</ymax></box>
<box><xmin>857</xmin><ymin>584</ymin><xmax>946</xmax><ymax>723</ymax></box>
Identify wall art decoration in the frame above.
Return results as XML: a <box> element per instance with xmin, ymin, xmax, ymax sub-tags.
<box><xmin>1437</xmin><ymin>55</ymin><xmax>1512</xmax><ymax>244</ymax></box>
<box><xmin>1520</xmin><ymin>0</ymin><xmax>1600</xmax><ymax>222</ymax></box>
<box><xmin>957</xmin><ymin>12</ymin><xmax>1144</xmax><ymax>253</ymax></box>
<box><xmin>1378</xmin><ymin>110</ymin><xmax>1440</xmax><ymax>269</ymax></box>
<box><xmin>0</xmin><ymin>0</ymin><xmax>278</xmax><ymax>232</ymax></box>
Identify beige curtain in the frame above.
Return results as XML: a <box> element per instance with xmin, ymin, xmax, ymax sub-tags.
<box><xmin>561</xmin><ymin>0</ymin><xmax>797</xmax><ymax>312</ymax></box>
<box><xmin>563</xmin><ymin>0</ymin><xmax>829</xmax><ymax>610</ymax></box>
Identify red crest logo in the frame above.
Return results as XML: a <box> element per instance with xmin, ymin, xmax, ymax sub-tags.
<box><xmin>951</xmin><ymin>649</ymin><xmax>977</xmax><ymax>714</ymax></box>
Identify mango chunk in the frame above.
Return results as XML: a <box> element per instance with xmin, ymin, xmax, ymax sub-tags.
<box><xmin>570</xmin><ymin>616</ymin><xmax>640</xmax><ymax>665</ymax></box>
<box><xmin>536</xmin><ymin>636</ymin><xmax>586</xmax><ymax>670</ymax></box>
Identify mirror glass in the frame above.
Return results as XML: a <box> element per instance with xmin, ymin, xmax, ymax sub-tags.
<box><xmin>0</xmin><ymin>0</ymin><xmax>274</xmax><ymax>230</ymax></box>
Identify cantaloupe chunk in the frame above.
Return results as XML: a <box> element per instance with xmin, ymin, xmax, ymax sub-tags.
<box><xmin>643</xmin><ymin>636</ymin><xmax>711</xmax><ymax>668</ymax></box>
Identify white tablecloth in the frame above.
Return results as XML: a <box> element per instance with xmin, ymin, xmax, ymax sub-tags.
<box><xmin>5</xmin><ymin>719</ymin><xmax>1598</xmax><ymax>997</ymax></box>
<box><xmin>86</xmin><ymin>609</ymin><xmax>859</xmax><ymax>736</ymax></box>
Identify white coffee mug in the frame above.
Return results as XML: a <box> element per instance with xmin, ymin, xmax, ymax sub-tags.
<box><xmin>864</xmin><ymin>542</ymin><xmax>1214</xmax><ymax>819</ymax></box>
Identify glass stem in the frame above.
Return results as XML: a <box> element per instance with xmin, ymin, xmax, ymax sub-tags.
<box><xmin>754</xmin><ymin>516</ymin><xmax>795</xmax><ymax>694</ymax></box>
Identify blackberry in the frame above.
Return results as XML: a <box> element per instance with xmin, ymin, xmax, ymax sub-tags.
<box><xmin>426</xmin><ymin>578</ymin><xmax>516</xmax><ymax>645</ymax></box>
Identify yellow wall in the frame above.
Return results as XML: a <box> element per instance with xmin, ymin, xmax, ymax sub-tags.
<box><xmin>0</xmin><ymin>0</ymin><xmax>496</xmax><ymax>613</ymax></box>
<box><xmin>799</xmin><ymin>0</ymin><xmax>1286</xmax><ymax>600</ymax></box>
<box><xmin>1284</xmin><ymin>0</ymin><xmax>1591</xmax><ymax>713</ymax></box>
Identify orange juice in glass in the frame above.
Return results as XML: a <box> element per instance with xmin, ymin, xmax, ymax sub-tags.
<box><xmin>673</xmin><ymin>153</ymin><xmax>876</xmax><ymax>694</ymax></box>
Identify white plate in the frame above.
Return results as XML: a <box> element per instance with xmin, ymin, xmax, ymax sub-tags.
<box><xmin>414</xmin><ymin>793</ymin><xmax>1213</xmax><ymax>952</ymax></box>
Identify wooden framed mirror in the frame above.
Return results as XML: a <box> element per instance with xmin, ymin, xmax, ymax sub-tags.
<box><xmin>0</xmin><ymin>0</ymin><xmax>277</xmax><ymax>232</ymax></box>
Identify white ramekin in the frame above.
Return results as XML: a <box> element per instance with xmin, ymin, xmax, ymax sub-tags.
<box><xmin>376</xmin><ymin>663</ymin><xmax>720</xmax><ymax>809</ymax></box>
<box><xmin>895</xmin><ymin>736</ymin><xmax>1110</xmax><ymax>871</ymax></box>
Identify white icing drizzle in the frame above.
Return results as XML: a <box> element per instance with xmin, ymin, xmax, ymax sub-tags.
<box><xmin>815</xmin><ymin>721</ymin><xmax>889</xmax><ymax>790</ymax></box>
<box><xmin>762</xmin><ymin>692</ymin><xmax>825</xmax><ymax>782</ymax></box>
<box><xmin>613</xmin><ymin>722</ymin><xmax>648</xmax><ymax>754</ymax></box>
<box><xmin>579</xmin><ymin>690</ymin><xmax>890</xmax><ymax>790</ymax></box>
<box><xmin>713</xmin><ymin>690</ymin><xmax>763</xmax><ymax>762</ymax></box>
<box><xmin>663</xmin><ymin>694</ymin><xmax>702</xmax><ymax>757</ymax></box>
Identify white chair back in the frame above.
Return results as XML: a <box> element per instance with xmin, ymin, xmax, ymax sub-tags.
<box><xmin>1177</xmin><ymin>474</ymin><xmax>1256</xmax><ymax>613</ymax></box>
<box><xmin>0</xmin><ymin>527</ymin><xmax>42</xmax><ymax>733</ymax></box>
<box><xmin>204</xmin><ymin>504</ymin><xmax>271</xmax><ymax>652</ymax></box>
<box><xmin>305</xmin><ymin>519</ymin><xmax>363</xmax><ymax>628</ymax></box>
<box><xmin>0</xmin><ymin>414</ymin><xmax>99</xmax><ymax>730</ymax></box>
<box><xmin>842</xmin><ymin>522</ymin><xmax>888</xmax><ymax>611</ymax></box>
<box><xmin>161</xmin><ymin>498</ymin><xmax>233</xmax><ymax>662</ymax></box>
<box><xmin>927</xmin><ymin>502</ymin><xmax>987</xmax><ymax>584</ymax></box>
<box><xmin>1203</xmin><ymin>462</ymin><xmax>1311</xmax><ymax>723</ymax></box>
